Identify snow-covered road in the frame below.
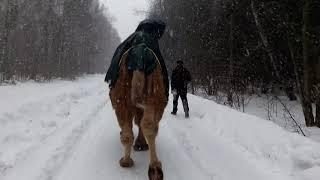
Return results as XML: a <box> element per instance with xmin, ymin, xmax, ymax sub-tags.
<box><xmin>1</xmin><ymin>75</ymin><xmax>320</xmax><ymax>180</ymax></box>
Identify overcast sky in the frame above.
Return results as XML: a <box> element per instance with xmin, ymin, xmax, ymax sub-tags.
<box><xmin>100</xmin><ymin>0</ymin><xmax>149</xmax><ymax>41</ymax></box>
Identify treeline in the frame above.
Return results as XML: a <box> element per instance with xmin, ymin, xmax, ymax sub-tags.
<box><xmin>0</xmin><ymin>0</ymin><xmax>120</xmax><ymax>82</ymax></box>
<box><xmin>149</xmin><ymin>0</ymin><xmax>320</xmax><ymax>127</ymax></box>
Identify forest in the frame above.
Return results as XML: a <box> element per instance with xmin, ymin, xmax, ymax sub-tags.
<box><xmin>148</xmin><ymin>0</ymin><xmax>320</xmax><ymax>128</ymax></box>
<box><xmin>0</xmin><ymin>0</ymin><xmax>120</xmax><ymax>81</ymax></box>
<box><xmin>0</xmin><ymin>0</ymin><xmax>319</xmax><ymax>128</ymax></box>
<box><xmin>1</xmin><ymin>1</ymin><xmax>320</xmax><ymax>179</ymax></box>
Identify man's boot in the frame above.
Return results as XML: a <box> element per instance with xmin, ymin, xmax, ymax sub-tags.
<box><xmin>185</xmin><ymin>111</ymin><xmax>189</xmax><ymax>118</ymax></box>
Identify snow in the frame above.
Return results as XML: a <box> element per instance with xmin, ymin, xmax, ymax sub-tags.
<box><xmin>244</xmin><ymin>95</ymin><xmax>320</xmax><ymax>142</ymax></box>
<box><xmin>198</xmin><ymin>91</ymin><xmax>320</xmax><ymax>142</ymax></box>
<box><xmin>1</xmin><ymin>75</ymin><xmax>320</xmax><ymax>180</ymax></box>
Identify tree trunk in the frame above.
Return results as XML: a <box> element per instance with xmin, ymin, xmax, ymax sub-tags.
<box><xmin>251</xmin><ymin>0</ymin><xmax>281</xmax><ymax>82</ymax></box>
<box><xmin>227</xmin><ymin>12</ymin><xmax>235</xmax><ymax>107</ymax></box>
<box><xmin>302</xmin><ymin>0</ymin><xmax>319</xmax><ymax>126</ymax></box>
<box><xmin>316</xmin><ymin>57</ymin><xmax>320</xmax><ymax>127</ymax></box>
<box><xmin>1</xmin><ymin>0</ymin><xmax>12</xmax><ymax>80</ymax></box>
<box><xmin>288</xmin><ymin>40</ymin><xmax>302</xmax><ymax>96</ymax></box>
<box><xmin>1</xmin><ymin>0</ymin><xmax>19</xmax><ymax>81</ymax></box>
<box><xmin>316</xmin><ymin>97</ymin><xmax>320</xmax><ymax>127</ymax></box>
<box><xmin>287</xmin><ymin>37</ymin><xmax>315</xmax><ymax>126</ymax></box>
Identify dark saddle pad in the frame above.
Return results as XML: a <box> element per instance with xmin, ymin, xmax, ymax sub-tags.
<box><xmin>126</xmin><ymin>43</ymin><xmax>159</xmax><ymax>75</ymax></box>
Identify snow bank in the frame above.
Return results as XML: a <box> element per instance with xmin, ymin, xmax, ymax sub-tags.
<box><xmin>188</xmin><ymin>94</ymin><xmax>320</xmax><ymax>179</ymax></box>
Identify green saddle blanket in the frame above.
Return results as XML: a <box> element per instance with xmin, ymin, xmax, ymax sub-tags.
<box><xmin>105</xmin><ymin>31</ymin><xmax>169</xmax><ymax>98</ymax></box>
<box><xmin>126</xmin><ymin>43</ymin><xmax>158</xmax><ymax>74</ymax></box>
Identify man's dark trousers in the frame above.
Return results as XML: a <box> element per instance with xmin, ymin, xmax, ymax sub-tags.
<box><xmin>172</xmin><ymin>90</ymin><xmax>189</xmax><ymax>114</ymax></box>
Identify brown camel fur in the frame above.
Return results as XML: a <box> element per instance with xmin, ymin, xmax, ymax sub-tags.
<box><xmin>109</xmin><ymin>50</ymin><xmax>167</xmax><ymax>180</ymax></box>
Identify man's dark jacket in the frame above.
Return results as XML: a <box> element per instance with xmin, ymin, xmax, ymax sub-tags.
<box><xmin>171</xmin><ymin>65</ymin><xmax>191</xmax><ymax>93</ymax></box>
<box><xmin>104</xmin><ymin>19</ymin><xmax>169</xmax><ymax>98</ymax></box>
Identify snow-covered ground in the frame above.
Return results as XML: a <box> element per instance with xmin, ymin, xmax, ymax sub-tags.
<box><xmin>1</xmin><ymin>75</ymin><xmax>320</xmax><ymax>180</ymax></box>
<box><xmin>200</xmin><ymin>91</ymin><xmax>320</xmax><ymax>142</ymax></box>
<box><xmin>244</xmin><ymin>95</ymin><xmax>320</xmax><ymax>142</ymax></box>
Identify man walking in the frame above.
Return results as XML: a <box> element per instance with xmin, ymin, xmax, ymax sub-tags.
<box><xmin>171</xmin><ymin>60</ymin><xmax>191</xmax><ymax>118</ymax></box>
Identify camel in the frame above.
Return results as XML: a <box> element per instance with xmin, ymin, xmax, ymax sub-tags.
<box><xmin>109</xmin><ymin>47</ymin><xmax>168</xmax><ymax>180</ymax></box>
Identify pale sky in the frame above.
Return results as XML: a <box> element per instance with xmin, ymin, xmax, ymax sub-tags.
<box><xmin>100</xmin><ymin>0</ymin><xmax>149</xmax><ymax>41</ymax></box>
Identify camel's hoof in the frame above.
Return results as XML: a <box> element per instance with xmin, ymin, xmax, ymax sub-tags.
<box><xmin>148</xmin><ymin>162</ymin><xmax>163</xmax><ymax>180</ymax></box>
<box><xmin>119</xmin><ymin>157</ymin><xmax>134</xmax><ymax>168</ymax></box>
<box><xmin>134</xmin><ymin>143</ymin><xmax>149</xmax><ymax>151</ymax></box>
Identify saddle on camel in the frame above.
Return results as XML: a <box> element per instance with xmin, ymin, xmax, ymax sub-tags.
<box><xmin>105</xmin><ymin>19</ymin><xmax>169</xmax><ymax>180</ymax></box>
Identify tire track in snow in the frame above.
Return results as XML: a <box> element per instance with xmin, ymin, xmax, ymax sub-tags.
<box><xmin>162</xmin><ymin>116</ymin><xmax>219</xmax><ymax>180</ymax></box>
<box><xmin>37</xmin><ymin>92</ymin><xmax>109</xmax><ymax>180</ymax></box>
<box><xmin>0</xmin><ymin>82</ymin><xmax>106</xmax><ymax>178</ymax></box>
<box><xmin>160</xmin><ymin>101</ymin><xmax>219</xmax><ymax>179</ymax></box>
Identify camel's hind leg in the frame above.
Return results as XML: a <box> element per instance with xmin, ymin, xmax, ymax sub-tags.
<box><xmin>134</xmin><ymin>109</ymin><xmax>149</xmax><ymax>151</ymax></box>
<box><xmin>141</xmin><ymin>105</ymin><xmax>165</xmax><ymax>180</ymax></box>
<box><xmin>115</xmin><ymin>107</ymin><xmax>134</xmax><ymax>167</ymax></box>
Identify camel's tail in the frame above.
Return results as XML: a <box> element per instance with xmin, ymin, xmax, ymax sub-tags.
<box><xmin>131</xmin><ymin>70</ymin><xmax>146</xmax><ymax>109</ymax></box>
<box><xmin>129</xmin><ymin>45</ymin><xmax>163</xmax><ymax>109</ymax></box>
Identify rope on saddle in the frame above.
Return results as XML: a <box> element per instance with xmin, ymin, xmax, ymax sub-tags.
<box><xmin>118</xmin><ymin>45</ymin><xmax>162</xmax><ymax>72</ymax></box>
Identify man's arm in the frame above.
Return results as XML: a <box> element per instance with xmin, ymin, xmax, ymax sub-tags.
<box><xmin>186</xmin><ymin>69</ymin><xmax>191</xmax><ymax>82</ymax></box>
